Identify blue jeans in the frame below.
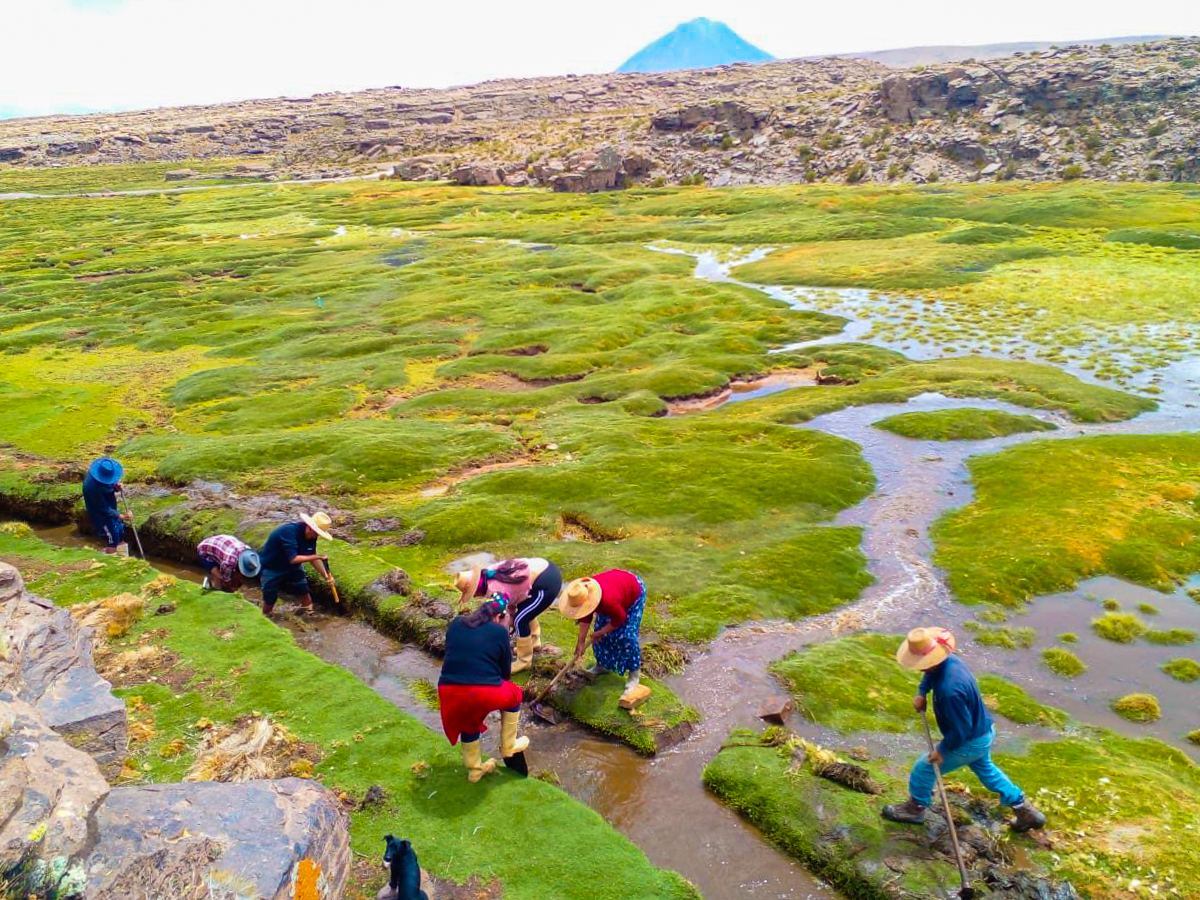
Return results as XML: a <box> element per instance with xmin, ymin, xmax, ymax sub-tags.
<box><xmin>909</xmin><ymin>727</ymin><xmax>1023</xmax><ymax>808</ymax></box>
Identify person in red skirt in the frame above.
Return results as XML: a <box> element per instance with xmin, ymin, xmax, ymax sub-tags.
<box><xmin>437</xmin><ymin>596</ymin><xmax>530</xmax><ymax>782</ymax></box>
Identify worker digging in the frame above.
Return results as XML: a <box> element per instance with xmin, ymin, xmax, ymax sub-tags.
<box><xmin>882</xmin><ymin>627</ymin><xmax>1047</xmax><ymax>833</ymax></box>
<box><xmin>455</xmin><ymin>556</ymin><xmax>562</xmax><ymax>673</ymax></box>
<box><xmin>197</xmin><ymin>533</ymin><xmax>262</xmax><ymax>593</ymax></box>
<box><xmin>437</xmin><ymin>596</ymin><xmax>531</xmax><ymax>782</ymax></box>
<box><xmin>558</xmin><ymin>569</ymin><xmax>650</xmax><ymax>709</ymax></box>
<box><xmin>256</xmin><ymin>511</ymin><xmax>336</xmax><ymax>616</ymax></box>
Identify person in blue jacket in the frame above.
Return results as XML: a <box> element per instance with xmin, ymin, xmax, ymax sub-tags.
<box><xmin>256</xmin><ymin>511</ymin><xmax>334</xmax><ymax>616</ymax></box>
<box><xmin>882</xmin><ymin>627</ymin><xmax>1046</xmax><ymax>833</ymax></box>
<box><xmin>82</xmin><ymin>457</ymin><xmax>130</xmax><ymax>555</ymax></box>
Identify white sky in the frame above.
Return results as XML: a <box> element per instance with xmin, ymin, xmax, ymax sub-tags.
<box><xmin>2</xmin><ymin>0</ymin><xmax>1196</xmax><ymax>119</ymax></box>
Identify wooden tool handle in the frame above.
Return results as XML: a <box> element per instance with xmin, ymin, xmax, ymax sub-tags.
<box><xmin>921</xmin><ymin>712</ymin><xmax>972</xmax><ymax>893</ymax></box>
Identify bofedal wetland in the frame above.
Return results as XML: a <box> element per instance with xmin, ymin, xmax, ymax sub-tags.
<box><xmin>4</xmin><ymin>172</ymin><xmax>1200</xmax><ymax>900</ymax></box>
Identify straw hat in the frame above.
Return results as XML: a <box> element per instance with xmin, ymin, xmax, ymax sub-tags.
<box><xmin>895</xmin><ymin>627</ymin><xmax>957</xmax><ymax>671</ymax></box>
<box><xmin>237</xmin><ymin>549</ymin><xmax>262</xmax><ymax>578</ymax></box>
<box><xmin>88</xmin><ymin>457</ymin><xmax>124</xmax><ymax>485</ymax></box>
<box><xmin>558</xmin><ymin>577</ymin><xmax>602</xmax><ymax>620</ymax></box>
<box><xmin>455</xmin><ymin>568</ymin><xmax>481</xmax><ymax>606</ymax></box>
<box><xmin>300</xmin><ymin>511</ymin><xmax>333</xmax><ymax>541</ymax></box>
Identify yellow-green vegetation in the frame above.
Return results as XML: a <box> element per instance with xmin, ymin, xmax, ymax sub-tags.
<box><xmin>752</xmin><ymin>634</ymin><xmax>1200</xmax><ymax>899</ymax></box>
<box><xmin>734</xmin><ymin>182</ymin><xmax>1200</xmax><ymax>388</ymax></box>
<box><xmin>1161</xmin><ymin>658</ymin><xmax>1200</xmax><ymax>683</ymax></box>
<box><xmin>873</xmin><ymin>407</ymin><xmax>1056</xmax><ymax>441</ymax></box>
<box><xmin>935</xmin><ymin>436</ymin><xmax>1200</xmax><ymax>606</ymax></box>
<box><xmin>0</xmin><ymin>158</ymin><xmax>277</xmax><ymax>194</ymax></box>
<box><xmin>1059</xmin><ymin>632</ymin><xmax>1078</xmax><ymax>643</ymax></box>
<box><xmin>549</xmin><ymin>672</ymin><xmax>698</xmax><ymax>756</ymax></box>
<box><xmin>1145</xmin><ymin>628</ymin><xmax>1198</xmax><ymax>645</ymax></box>
<box><xmin>1137</xmin><ymin>602</ymin><xmax>1160</xmax><ymax>615</ymax></box>
<box><xmin>1102</xmin><ymin>598</ymin><xmax>1121</xmax><ymax>611</ymax></box>
<box><xmin>965</xmin><ymin>623</ymin><xmax>1037</xmax><ymax>649</ymax></box>
<box><xmin>1111</xmin><ymin>693</ymin><xmax>1162</xmax><ymax>723</ymax></box>
<box><xmin>1189</xmin><ymin>730</ymin><xmax>1200</xmax><ymax>745</ymax></box>
<box><xmin>1092</xmin><ymin>612</ymin><xmax>1148</xmax><ymax>643</ymax></box>
<box><xmin>0</xmin><ymin>528</ymin><xmax>697</xmax><ymax>900</ymax></box>
<box><xmin>1042</xmin><ymin>646</ymin><xmax>1087</xmax><ymax>678</ymax></box>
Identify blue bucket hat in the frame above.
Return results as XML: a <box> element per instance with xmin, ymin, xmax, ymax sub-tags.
<box><xmin>88</xmin><ymin>457</ymin><xmax>124</xmax><ymax>485</ymax></box>
<box><xmin>237</xmin><ymin>549</ymin><xmax>262</xmax><ymax>578</ymax></box>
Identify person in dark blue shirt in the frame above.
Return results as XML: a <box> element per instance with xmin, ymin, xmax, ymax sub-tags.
<box><xmin>256</xmin><ymin>512</ymin><xmax>333</xmax><ymax>616</ymax></box>
<box><xmin>81</xmin><ymin>457</ymin><xmax>129</xmax><ymax>555</ymax></box>
<box><xmin>882</xmin><ymin>627</ymin><xmax>1046</xmax><ymax>833</ymax></box>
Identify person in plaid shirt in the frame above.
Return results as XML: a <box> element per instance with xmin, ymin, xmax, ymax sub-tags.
<box><xmin>197</xmin><ymin>534</ymin><xmax>261</xmax><ymax>593</ymax></box>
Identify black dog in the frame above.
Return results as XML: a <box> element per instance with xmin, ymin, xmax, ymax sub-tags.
<box><xmin>382</xmin><ymin>835</ymin><xmax>428</xmax><ymax>900</ymax></box>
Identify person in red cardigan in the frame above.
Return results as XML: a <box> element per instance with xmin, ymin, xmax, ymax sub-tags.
<box><xmin>558</xmin><ymin>569</ymin><xmax>647</xmax><ymax>695</ymax></box>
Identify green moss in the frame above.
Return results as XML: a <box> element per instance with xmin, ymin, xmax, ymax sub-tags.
<box><xmin>968</xmin><ymin>624</ymin><xmax>1036</xmax><ymax>649</ymax></box>
<box><xmin>0</xmin><ymin>528</ymin><xmax>696</xmax><ymax>900</ymax></box>
<box><xmin>874</xmin><ymin>408</ymin><xmax>1056</xmax><ymax>441</ymax></box>
<box><xmin>935</xmin><ymin>436</ymin><xmax>1200</xmax><ymax>606</ymax></box>
<box><xmin>1137</xmin><ymin>602</ymin><xmax>1160</xmax><ymax>615</ymax></box>
<box><xmin>1145</xmin><ymin>628</ymin><xmax>1197</xmax><ymax>646</ymax></box>
<box><xmin>1111</xmin><ymin>693</ymin><xmax>1162</xmax><ymax>723</ymax></box>
<box><xmin>1058</xmin><ymin>632</ymin><xmax>1078</xmax><ymax>643</ymax></box>
<box><xmin>1161</xmin><ymin>658</ymin><xmax>1200</xmax><ymax>683</ymax></box>
<box><xmin>1042</xmin><ymin>646</ymin><xmax>1087</xmax><ymax>678</ymax></box>
<box><xmin>409</xmin><ymin>678</ymin><xmax>441</xmax><ymax>710</ymax></box>
<box><xmin>1187</xmin><ymin>730</ymin><xmax>1200</xmax><ymax>745</ymax></box>
<box><xmin>1102</xmin><ymin>598</ymin><xmax>1121</xmax><ymax>611</ymax></box>
<box><xmin>1092</xmin><ymin>612</ymin><xmax>1148</xmax><ymax>643</ymax></box>
<box><xmin>548</xmin><ymin>672</ymin><xmax>699</xmax><ymax>756</ymax></box>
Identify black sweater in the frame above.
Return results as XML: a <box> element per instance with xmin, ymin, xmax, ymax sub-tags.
<box><xmin>439</xmin><ymin>618</ymin><xmax>512</xmax><ymax>686</ymax></box>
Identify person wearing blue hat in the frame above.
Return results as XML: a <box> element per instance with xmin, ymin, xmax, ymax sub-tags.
<box><xmin>82</xmin><ymin>457</ymin><xmax>129</xmax><ymax>555</ymax></box>
<box><xmin>196</xmin><ymin>534</ymin><xmax>262</xmax><ymax>593</ymax></box>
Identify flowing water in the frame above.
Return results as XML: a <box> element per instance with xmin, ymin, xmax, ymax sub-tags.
<box><xmin>22</xmin><ymin>246</ymin><xmax>1200</xmax><ymax>900</ymax></box>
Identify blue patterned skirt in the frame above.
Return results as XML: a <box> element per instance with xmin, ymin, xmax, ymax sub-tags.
<box><xmin>592</xmin><ymin>578</ymin><xmax>645</xmax><ymax>676</ymax></box>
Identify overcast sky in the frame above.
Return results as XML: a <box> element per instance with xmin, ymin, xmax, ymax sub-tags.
<box><xmin>1</xmin><ymin>0</ymin><xmax>1196</xmax><ymax>119</ymax></box>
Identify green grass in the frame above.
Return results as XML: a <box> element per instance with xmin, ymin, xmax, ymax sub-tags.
<box><xmin>0</xmin><ymin>527</ymin><xmax>698</xmax><ymax>900</ymax></box>
<box><xmin>0</xmin><ymin>158</ymin><xmax>279</xmax><ymax>194</ymax></box>
<box><xmin>934</xmin><ymin>435</ymin><xmax>1200</xmax><ymax>606</ymax></box>
<box><xmin>548</xmin><ymin>672</ymin><xmax>699</xmax><ymax>756</ymax></box>
<box><xmin>967</xmin><ymin>624</ymin><xmax>1037</xmax><ymax>649</ymax></box>
<box><xmin>873</xmin><ymin>407</ymin><xmax>1056</xmax><ymax>441</ymax></box>
<box><xmin>1111</xmin><ymin>693</ymin><xmax>1162</xmax><ymax>723</ymax></box>
<box><xmin>1092</xmin><ymin>612</ymin><xmax>1149</xmax><ymax>643</ymax></box>
<box><xmin>1145</xmin><ymin>627</ymin><xmax>1198</xmax><ymax>646</ymax></box>
<box><xmin>1161</xmin><ymin>658</ymin><xmax>1200</xmax><ymax>682</ymax></box>
<box><xmin>1042</xmin><ymin>646</ymin><xmax>1087</xmax><ymax>678</ymax></box>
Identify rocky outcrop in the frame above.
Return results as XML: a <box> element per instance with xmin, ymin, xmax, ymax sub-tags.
<box><xmin>0</xmin><ymin>563</ymin><xmax>127</xmax><ymax>777</ymax></box>
<box><xmin>651</xmin><ymin>99</ymin><xmax>771</xmax><ymax>132</ymax></box>
<box><xmin>0</xmin><ymin>558</ymin><xmax>351</xmax><ymax>900</ymax></box>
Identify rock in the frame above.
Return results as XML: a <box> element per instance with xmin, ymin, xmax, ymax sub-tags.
<box><xmin>756</xmin><ymin>696</ymin><xmax>794</xmax><ymax>724</ymax></box>
<box><xmin>155</xmin><ymin>602</ymin><xmax>176</xmax><ymax>615</ymax></box>
<box><xmin>365</xmin><ymin>517</ymin><xmax>402</xmax><ymax>532</ymax></box>
<box><xmin>503</xmin><ymin>170</ymin><xmax>530</xmax><ymax>187</ymax></box>
<box><xmin>981</xmin><ymin>162</ymin><xmax>1003</xmax><ymax>175</ymax></box>
<box><xmin>84</xmin><ymin>778</ymin><xmax>351</xmax><ymax>900</ymax></box>
<box><xmin>618</xmin><ymin>684</ymin><xmax>652</xmax><ymax>709</ymax></box>
<box><xmin>415</xmin><ymin>112</ymin><xmax>454</xmax><ymax>125</ymax></box>
<box><xmin>164</xmin><ymin>168</ymin><xmax>197</xmax><ymax>181</ymax></box>
<box><xmin>365</xmin><ymin>119</ymin><xmax>392</xmax><ymax>130</ymax></box>
<box><xmin>0</xmin><ymin>146</ymin><xmax>25</xmax><ymax>162</ymax></box>
<box><xmin>652</xmin><ymin>99</ymin><xmax>769</xmax><ymax>132</ymax></box>
<box><xmin>450</xmin><ymin>164</ymin><xmax>502</xmax><ymax>186</ymax></box>
<box><xmin>0</xmin><ymin>563</ymin><xmax>127</xmax><ymax>777</ymax></box>
<box><xmin>0</xmin><ymin>693</ymin><xmax>108</xmax><ymax>881</ymax></box>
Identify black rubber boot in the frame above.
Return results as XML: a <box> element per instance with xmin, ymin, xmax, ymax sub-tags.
<box><xmin>882</xmin><ymin>797</ymin><xmax>927</xmax><ymax>824</ymax></box>
<box><xmin>1010</xmin><ymin>800</ymin><xmax>1047</xmax><ymax>832</ymax></box>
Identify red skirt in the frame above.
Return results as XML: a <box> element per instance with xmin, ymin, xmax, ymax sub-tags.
<box><xmin>438</xmin><ymin>682</ymin><xmax>523</xmax><ymax>745</ymax></box>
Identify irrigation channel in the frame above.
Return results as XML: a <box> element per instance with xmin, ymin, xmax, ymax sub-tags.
<box><xmin>24</xmin><ymin>247</ymin><xmax>1200</xmax><ymax>900</ymax></box>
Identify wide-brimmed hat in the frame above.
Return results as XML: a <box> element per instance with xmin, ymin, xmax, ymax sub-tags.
<box><xmin>300</xmin><ymin>511</ymin><xmax>333</xmax><ymax>541</ymax></box>
<box><xmin>237</xmin><ymin>548</ymin><xmax>262</xmax><ymax>578</ymax></box>
<box><xmin>896</xmin><ymin>627</ymin><xmax>957</xmax><ymax>671</ymax></box>
<box><xmin>558</xmin><ymin>577</ymin><xmax>602</xmax><ymax>620</ymax></box>
<box><xmin>88</xmin><ymin>457</ymin><xmax>124</xmax><ymax>485</ymax></box>
<box><xmin>454</xmin><ymin>568</ymin><xmax>481</xmax><ymax>606</ymax></box>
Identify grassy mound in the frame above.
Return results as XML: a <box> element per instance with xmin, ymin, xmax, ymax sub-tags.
<box><xmin>747</xmin><ymin>633</ymin><xmax>1200</xmax><ymax>899</ymax></box>
<box><xmin>1111</xmin><ymin>693</ymin><xmax>1162</xmax><ymax>723</ymax></box>
<box><xmin>0</xmin><ymin>528</ymin><xmax>699</xmax><ymax>900</ymax></box>
<box><xmin>1042</xmin><ymin>647</ymin><xmax>1087</xmax><ymax>678</ymax></box>
<box><xmin>1161</xmin><ymin>658</ymin><xmax>1200</xmax><ymax>683</ymax></box>
<box><xmin>874</xmin><ymin>407</ymin><xmax>1056</xmax><ymax>441</ymax></box>
<box><xmin>546</xmin><ymin>672</ymin><xmax>698</xmax><ymax>756</ymax></box>
<box><xmin>1092</xmin><ymin>611</ymin><xmax>1149</xmax><ymax>643</ymax></box>
<box><xmin>934</xmin><ymin>435</ymin><xmax>1200</xmax><ymax>606</ymax></box>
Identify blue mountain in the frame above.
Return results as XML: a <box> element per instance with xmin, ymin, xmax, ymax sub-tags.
<box><xmin>617</xmin><ymin>18</ymin><xmax>774</xmax><ymax>74</ymax></box>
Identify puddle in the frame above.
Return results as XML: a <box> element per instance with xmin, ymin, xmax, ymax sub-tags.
<box><xmin>666</xmin><ymin>370</ymin><xmax>819</xmax><ymax>416</ymax></box>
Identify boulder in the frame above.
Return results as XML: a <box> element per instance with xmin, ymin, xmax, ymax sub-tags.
<box><xmin>0</xmin><ymin>147</ymin><xmax>24</xmax><ymax>162</ymax></box>
<box><xmin>450</xmin><ymin>164</ymin><xmax>502</xmax><ymax>186</ymax></box>
<box><xmin>0</xmin><ymin>694</ymin><xmax>109</xmax><ymax>883</ymax></box>
<box><xmin>84</xmin><ymin>778</ymin><xmax>351</xmax><ymax>900</ymax></box>
<box><xmin>0</xmin><ymin>562</ymin><xmax>127</xmax><ymax>777</ymax></box>
<box><xmin>651</xmin><ymin>99</ymin><xmax>769</xmax><ymax>132</ymax></box>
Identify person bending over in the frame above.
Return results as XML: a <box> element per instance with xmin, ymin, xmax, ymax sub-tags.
<box><xmin>455</xmin><ymin>556</ymin><xmax>562</xmax><ymax>674</ymax></box>
<box><xmin>256</xmin><ymin>512</ymin><xmax>333</xmax><ymax>616</ymax></box>
<box><xmin>197</xmin><ymin>534</ymin><xmax>261</xmax><ymax>593</ymax></box>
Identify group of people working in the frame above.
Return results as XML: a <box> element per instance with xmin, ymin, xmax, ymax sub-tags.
<box><xmin>80</xmin><ymin>460</ymin><xmax>1046</xmax><ymax>829</ymax></box>
<box><xmin>82</xmin><ymin>456</ymin><xmax>336</xmax><ymax>616</ymax></box>
<box><xmin>440</xmin><ymin>558</ymin><xmax>646</xmax><ymax>780</ymax></box>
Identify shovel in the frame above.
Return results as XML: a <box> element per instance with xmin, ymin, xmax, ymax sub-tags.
<box><xmin>119</xmin><ymin>489</ymin><xmax>146</xmax><ymax>559</ymax></box>
<box><xmin>527</xmin><ymin>654</ymin><xmax>582</xmax><ymax>724</ymax></box>
<box><xmin>921</xmin><ymin>710</ymin><xmax>976</xmax><ymax>900</ymax></box>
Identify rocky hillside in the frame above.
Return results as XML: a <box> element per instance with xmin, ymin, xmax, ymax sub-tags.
<box><xmin>1</xmin><ymin>37</ymin><xmax>1197</xmax><ymax>189</ymax></box>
